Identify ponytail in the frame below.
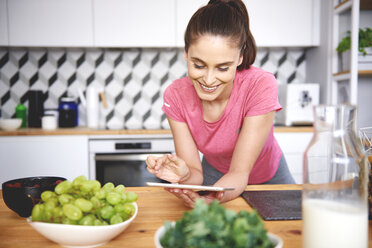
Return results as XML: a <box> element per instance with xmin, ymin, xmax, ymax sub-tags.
<box><xmin>184</xmin><ymin>0</ymin><xmax>256</xmax><ymax>70</ymax></box>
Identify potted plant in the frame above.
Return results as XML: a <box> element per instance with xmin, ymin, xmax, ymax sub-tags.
<box><xmin>336</xmin><ymin>27</ymin><xmax>372</xmax><ymax>71</ymax></box>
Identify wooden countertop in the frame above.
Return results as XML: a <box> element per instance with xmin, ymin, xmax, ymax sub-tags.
<box><xmin>1</xmin><ymin>185</ymin><xmax>371</xmax><ymax>248</ymax></box>
<box><xmin>0</xmin><ymin>126</ymin><xmax>313</xmax><ymax>136</ymax></box>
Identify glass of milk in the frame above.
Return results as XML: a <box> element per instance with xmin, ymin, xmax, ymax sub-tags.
<box><xmin>302</xmin><ymin>105</ymin><xmax>369</xmax><ymax>248</ymax></box>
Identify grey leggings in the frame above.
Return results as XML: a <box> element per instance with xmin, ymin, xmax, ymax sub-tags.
<box><xmin>202</xmin><ymin>154</ymin><xmax>296</xmax><ymax>186</ymax></box>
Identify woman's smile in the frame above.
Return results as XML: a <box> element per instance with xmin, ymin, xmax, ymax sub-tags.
<box><xmin>198</xmin><ymin>81</ymin><xmax>220</xmax><ymax>93</ymax></box>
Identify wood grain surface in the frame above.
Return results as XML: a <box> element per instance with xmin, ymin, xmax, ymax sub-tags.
<box><xmin>1</xmin><ymin>185</ymin><xmax>369</xmax><ymax>248</ymax></box>
<box><xmin>0</xmin><ymin>126</ymin><xmax>313</xmax><ymax>136</ymax></box>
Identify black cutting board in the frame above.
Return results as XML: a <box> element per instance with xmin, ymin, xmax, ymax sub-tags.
<box><xmin>241</xmin><ymin>190</ymin><xmax>302</xmax><ymax>220</ymax></box>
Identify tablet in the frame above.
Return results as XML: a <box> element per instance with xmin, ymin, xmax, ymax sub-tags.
<box><xmin>146</xmin><ymin>182</ymin><xmax>235</xmax><ymax>191</ymax></box>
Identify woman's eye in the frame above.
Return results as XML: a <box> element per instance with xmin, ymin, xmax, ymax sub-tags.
<box><xmin>193</xmin><ymin>63</ymin><xmax>204</xmax><ymax>69</ymax></box>
<box><xmin>218</xmin><ymin>67</ymin><xmax>229</xmax><ymax>72</ymax></box>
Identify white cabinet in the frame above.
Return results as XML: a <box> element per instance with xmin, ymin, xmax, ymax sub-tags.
<box><xmin>176</xmin><ymin>0</ymin><xmax>207</xmax><ymax>47</ymax></box>
<box><xmin>0</xmin><ymin>0</ymin><xmax>8</xmax><ymax>46</ymax></box>
<box><xmin>7</xmin><ymin>0</ymin><xmax>93</xmax><ymax>47</ymax></box>
<box><xmin>0</xmin><ymin>136</ymin><xmax>89</xmax><ymax>188</ymax></box>
<box><xmin>245</xmin><ymin>0</ymin><xmax>320</xmax><ymax>47</ymax></box>
<box><xmin>93</xmin><ymin>0</ymin><xmax>176</xmax><ymax>47</ymax></box>
<box><xmin>274</xmin><ymin>132</ymin><xmax>313</xmax><ymax>184</ymax></box>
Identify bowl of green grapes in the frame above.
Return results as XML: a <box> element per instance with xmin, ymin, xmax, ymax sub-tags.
<box><xmin>27</xmin><ymin>175</ymin><xmax>138</xmax><ymax>248</ymax></box>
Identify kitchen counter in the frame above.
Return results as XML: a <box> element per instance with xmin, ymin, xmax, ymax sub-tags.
<box><xmin>0</xmin><ymin>126</ymin><xmax>314</xmax><ymax>136</ymax></box>
<box><xmin>1</xmin><ymin>185</ymin><xmax>371</xmax><ymax>248</ymax></box>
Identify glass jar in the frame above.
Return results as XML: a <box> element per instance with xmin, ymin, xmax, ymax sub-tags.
<box><xmin>302</xmin><ymin>105</ymin><xmax>369</xmax><ymax>248</ymax></box>
<box><xmin>58</xmin><ymin>97</ymin><xmax>78</xmax><ymax>128</ymax></box>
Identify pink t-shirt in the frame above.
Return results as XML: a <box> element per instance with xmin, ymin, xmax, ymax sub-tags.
<box><xmin>162</xmin><ymin>66</ymin><xmax>282</xmax><ymax>184</ymax></box>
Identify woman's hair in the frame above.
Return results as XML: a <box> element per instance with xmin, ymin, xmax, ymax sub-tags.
<box><xmin>184</xmin><ymin>0</ymin><xmax>256</xmax><ymax>71</ymax></box>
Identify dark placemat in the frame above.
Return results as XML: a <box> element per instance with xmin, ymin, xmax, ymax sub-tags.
<box><xmin>241</xmin><ymin>190</ymin><xmax>302</xmax><ymax>220</ymax></box>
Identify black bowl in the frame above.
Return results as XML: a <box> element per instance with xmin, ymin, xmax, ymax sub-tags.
<box><xmin>2</xmin><ymin>176</ymin><xmax>66</xmax><ymax>217</ymax></box>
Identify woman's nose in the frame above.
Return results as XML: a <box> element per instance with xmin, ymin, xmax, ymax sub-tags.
<box><xmin>203</xmin><ymin>69</ymin><xmax>216</xmax><ymax>85</ymax></box>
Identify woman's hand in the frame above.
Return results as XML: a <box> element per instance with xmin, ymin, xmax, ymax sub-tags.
<box><xmin>165</xmin><ymin>188</ymin><xmax>224</xmax><ymax>208</ymax></box>
<box><xmin>146</xmin><ymin>154</ymin><xmax>190</xmax><ymax>183</ymax></box>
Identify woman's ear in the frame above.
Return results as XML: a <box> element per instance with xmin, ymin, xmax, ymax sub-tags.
<box><xmin>238</xmin><ymin>55</ymin><xmax>243</xmax><ymax>67</ymax></box>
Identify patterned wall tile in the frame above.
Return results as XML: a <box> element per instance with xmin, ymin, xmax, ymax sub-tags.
<box><xmin>0</xmin><ymin>47</ymin><xmax>307</xmax><ymax>129</ymax></box>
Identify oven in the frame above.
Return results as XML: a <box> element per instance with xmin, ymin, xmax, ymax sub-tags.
<box><xmin>88</xmin><ymin>134</ymin><xmax>175</xmax><ymax>187</ymax></box>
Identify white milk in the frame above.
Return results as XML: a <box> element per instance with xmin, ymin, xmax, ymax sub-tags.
<box><xmin>302</xmin><ymin>198</ymin><xmax>368</xmax><ymax>248</ymax></box>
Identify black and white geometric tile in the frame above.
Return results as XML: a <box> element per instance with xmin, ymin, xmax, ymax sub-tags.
<box><xmin>0</xmin><ymin>47</ymin><xmax>306</xmax><ymax>129</ymax></box>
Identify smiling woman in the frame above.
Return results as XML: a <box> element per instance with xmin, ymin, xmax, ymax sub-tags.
<box><xmin>145</xmin><ymin>0</ymin><xmax>295</xmax><ymax>208</ymax></box>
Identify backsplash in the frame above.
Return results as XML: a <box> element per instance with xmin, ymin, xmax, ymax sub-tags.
<box><xmin>0</xmin><ymin>47</ymin><xmax>306</xmax><ymax>129</ymax></box>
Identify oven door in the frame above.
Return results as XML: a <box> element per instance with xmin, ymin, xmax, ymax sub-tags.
<box><xmin>95</xmin><ymin>153</ymin><xmax>167</xmax><ymax>187</ymax></box>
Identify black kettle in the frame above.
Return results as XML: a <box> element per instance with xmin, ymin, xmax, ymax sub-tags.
<box><xmin>28</xmin><ymin>90</ymin><xmax>44</xmax><ymax>127</ymax></box>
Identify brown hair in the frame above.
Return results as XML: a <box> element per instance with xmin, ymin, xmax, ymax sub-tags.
<box><xmin>184</xmin><ymin>0</ymin><xmax>256</xmax><ymax>71</ymax></box>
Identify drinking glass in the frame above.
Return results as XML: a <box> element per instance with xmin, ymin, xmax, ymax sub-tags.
<box><xmin>302</xmin><ymin>105</ymin><xmax>369</xmax><ymax>248</ymax></box>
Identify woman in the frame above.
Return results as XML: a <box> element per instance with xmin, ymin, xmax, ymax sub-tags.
<box><xmin>146</xmin><ymin>0</ymin><xmax>295</xmax><ymax>208</ymax></box>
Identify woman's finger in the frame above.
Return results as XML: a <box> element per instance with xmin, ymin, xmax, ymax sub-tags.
<box><xmin>145</xmin><ymin>156</ymin><xmax>156</xmax><ymax>169</ymax></box>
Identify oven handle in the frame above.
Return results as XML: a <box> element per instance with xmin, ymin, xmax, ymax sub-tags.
<box><xmin>94</xmin><ymin>153</ymin><xmax>169</xmax><ymax>161</ymax></box>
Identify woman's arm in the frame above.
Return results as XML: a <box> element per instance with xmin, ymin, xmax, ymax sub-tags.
<box><xmin>167</xmin><ymin>117</ymin><xmax>204</xmax><ymax>185</ymax></box>
<box><xmin>214</xmin><ymin>110</ymin><xmax>276</xmax><ymax>202</ymax></box>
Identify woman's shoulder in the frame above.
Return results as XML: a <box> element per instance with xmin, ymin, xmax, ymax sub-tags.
<box><xmin>164</xmin><ymin>76</ymin><xmax>196</xmax><ymax>101</ymax></box>
<box><xmin>237</xmin><ymin>66</ymin><xmax>275</xmax><ymax>81</ymax></box>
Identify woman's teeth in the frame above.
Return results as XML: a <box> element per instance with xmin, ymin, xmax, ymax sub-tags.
<box><xmin>200</xmin><ymin>83</ymin><xmax>218</xmax><ymax>92</ymax></box>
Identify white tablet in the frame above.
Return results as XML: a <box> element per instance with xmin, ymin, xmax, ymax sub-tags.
<box><xmin>146</xmin><ymin>182</ymin><xmax>235</xmax><ymax>191</ymax></box>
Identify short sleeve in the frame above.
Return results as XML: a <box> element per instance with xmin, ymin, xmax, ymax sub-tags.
<box><xmin>161</xmin><ymin>83</ymin><xmax>186</xmax><ymax>122</ymax></box>
<box><xmin>244</xmin><ymin>73</ymin><xmax>282</xmax><ymax>116</ymax></box>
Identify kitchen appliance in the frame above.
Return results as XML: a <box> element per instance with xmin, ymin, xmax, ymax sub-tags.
<box><xmin>276</xmin><ymin>83</ymin><xmax>319</xmax><ymax>126</ymax></box>
<box><xmin>28</xmin><ymin>90</ymin><xmax>44</xmax><ymax>127</ymax></box>
<box><xmin>89</xmin><ymin>134</ymin><xmax>175</xmax><ymax>187</ymax></box>
<box><xmin>58</xmin><ymin>97</ymin><xmax>78</xmax><ymax>127</ymax></box>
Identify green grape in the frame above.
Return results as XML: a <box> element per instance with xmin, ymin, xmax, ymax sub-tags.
<box><xmin>100</xmin><ymin>205</ymin><xmax>115</xmax><ymax>220</ymax></box>
<box><xmin>41</xmin><ymin>190</ymin><xmax>56</xmax><ymax>202</ymax></box>
<box><xmin>52</xmin><ymin>206</ymin><xmax>63</xmax><ymax>223</ymax></box>
<box><xmin>31</xmin><ymin>175</ymin><xmax>137</xmax><ymax>226</ymax></box>
<box><xmin>44</xmin><ymin>208</ymin><xmax>54</xmax><ymax>222</ymax></box>
<box><xmin>93</xmin><ymin>219</ymin><xmax>104</xmax><ymax>226</ymax></box>
<box><xmin>79</xmin><ymin>214</ymin><xmax>95</xmax><ymax>225</ymax></box>
<box><xmin>44</xmin><ymin>200</ymin><xmax>56</xmax><ymax>213</ymax></box>
<box><xmin>80</xmin><ymin>180</ymin><xmax>101</xmax><ymax>193</ymax></box>
<box><xmin>114</xmin><ymin>204</ymin><xmax>129</xmax><ymax>220</ymax></box>
<box><xmin>31</xmin><ymin>203</ymin><xmax>45</xmax><ymax>221</ymax></box>
<box><xmin>106</xmin><ymin>192</ymin><xmax>121</xmax><ymax>205</ymax></box>
<box><xmin>62</xmin><ymin>217</ymin><xmax>78</xmax><ymax>225</ymax></box>
<box><xmin>90</xmin><ymin>196</ymin><xmax>101</xmax><ymax>209</ymax></box>
<box><xmin>95</xmin><ymin>189</ymin><xmax>106</xmax><ymax>199</ymax></box>
<box><xmin>72</xmin><ymin>175</ymin><xmax>87</xmax><ymax>189</ymax></box>
<box><xmin>74</xmin><ymin>198</ymin><xmax>93</xmax><ymax>212</ymax></box>
<box><xmin>126</xmin><ymin>192</ymin><xmax>138</xmax><ymax>203</ymax></box>
<box><xmin>115</xmin><ymin>184</ymin><xmax>125</xmax><ymax>193</ymax></box>
<box><xmin>55</xmin><ymin>180</ymin><xmax>72</xmax><ymax>195</ymax></box>
<box><xmin>102</xmin><ymin>182</ymin><xmax>115</xmax><ymax>192</ymax></box>
<box><xmin>63</xmin><ymin>204</ymin><xmax>83</xmax><ymax>221</ymax></box>
<box><xmin>110</xmin><ymin>214</ymin><xmax>123</xmax><ymax>225</ymax></box>
<box><xmin>58</xmin><ymin>194</ymin><xmax>74</xmax><ymax>205</ymax></box>
<box><xmin>123</xmin><ymin>203</ymin><xmax>135</xmax><ymax>216</ymax></box>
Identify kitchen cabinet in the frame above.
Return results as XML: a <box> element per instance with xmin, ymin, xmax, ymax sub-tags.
<box><xmin>274</xmin><ymin>132</ymin><xmax>313</xmax><ymax>184</ymax></box>
<box><xmin>0</xmin><ymin>0</ymin><xmax>8</xmax><ymax>46</ymax></box>
<box><xmin>7</xmin><ymin>0</ymin><xmax>94</xmax><ymax>47</ymax></box>
<box><xmin>176</xmin><ymin>0</ymin><xmax>207</xmax><ymax>47</ymax></box>
<box><xmin>0</xmin><ymin>136</ymin><xmax>89</xmax><ymax>188</ymax></box>
<box><xmin>93</xmin><ymin>0</ymin><xmax>176</xmax><ymax>47</ymax></box>
<box><xmin>245</xmin><ymin>0</ymin><xmax>320</xmax><ymax>47</ymax></box>
<box><xmin>176</xmin><ymin>0</ymin><xmax>320</xmax><ymax>48</ymax></box>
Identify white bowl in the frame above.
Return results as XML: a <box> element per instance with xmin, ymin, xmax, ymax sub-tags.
<box><xmin>0</xmin><ymin>118</ymin><xmax>22</xmax><ymax>131</ymax></box>
<box><xmin>154</xmin><ymin>223</ymin><xmax>283</xmax><ymax>248</ymax></box>
<box><xmin>27</xmin><ymin>202</ymin><xmax>137</xmax><ymax>248</ymax></box>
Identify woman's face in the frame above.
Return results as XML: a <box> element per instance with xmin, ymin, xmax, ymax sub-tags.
<box><xmin>185</xmin><ymin>34</ymin><xmax>243</xmax><ymax>103</ymax></box>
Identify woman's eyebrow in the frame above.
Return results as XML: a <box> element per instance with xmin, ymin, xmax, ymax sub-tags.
<box><xmin>190</xmin><ymin>57</ymin><xmax>234</xmax><ymax>66</ymax></box>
